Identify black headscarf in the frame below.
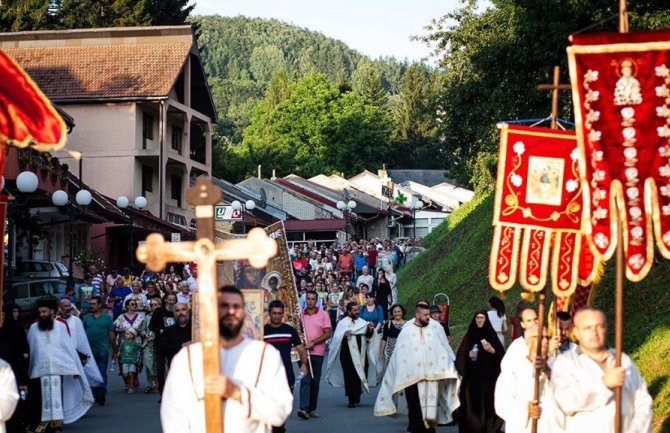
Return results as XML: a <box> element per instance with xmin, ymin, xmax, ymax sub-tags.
<box><xmin>456</xmin><ymin>310</ymin><xmax>505</xmax><ymax>377</ymax></box>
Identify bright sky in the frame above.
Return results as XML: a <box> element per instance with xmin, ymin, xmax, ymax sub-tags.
<box><xmin>192</xmin><ymin>0</ymin><xmax>461</xmax><ymax>62</ymax></box>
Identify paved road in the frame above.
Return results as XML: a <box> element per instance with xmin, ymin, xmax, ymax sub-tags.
<box><xmin>64</xmin><ymin>359</ymin><xmax>457</xmax><ymax>433</ymax></box>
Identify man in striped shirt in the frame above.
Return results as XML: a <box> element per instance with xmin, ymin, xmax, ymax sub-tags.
<box><xmin>264</xmin><ymin>300</ymin><xmax>308</xmax><ymax>433</ymax></box>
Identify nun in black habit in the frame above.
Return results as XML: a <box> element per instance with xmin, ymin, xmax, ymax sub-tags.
<box><xmin>455</xmin><ymin>310</ymin><xmax>505</xmax><ymax>433</ymax></box>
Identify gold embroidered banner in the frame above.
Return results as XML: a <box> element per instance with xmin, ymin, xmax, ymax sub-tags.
<box><xmin>490</xmin><ymin>124</ymin><xmax>592</xmax><ymax>297</ymax></box>
<box><xmin>568</xmin><ymin>30</ymin><xmax>670</xmax><ymax>281</ymax></box>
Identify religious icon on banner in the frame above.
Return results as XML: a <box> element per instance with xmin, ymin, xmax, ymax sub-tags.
<box><xmin>234</xmin><ymin>260</ymin><xmax>266</xmax><ymax>289</ymax></box>
<box><xmin>216</xmin><ymin>221</ymin><xmax>303</xmax><ymax>341</ymax></box>
<box><xmin>567</xmin><ymin>30</ymin><xmax>670</xmax><ymax>281</ymax></box>
<box><xmin>490</xmin><ymin>124</ymin><xmax>594</xmax><ymax>298</ymax></box>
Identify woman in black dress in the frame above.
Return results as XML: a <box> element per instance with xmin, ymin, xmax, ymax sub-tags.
<box><xmin>371</xmin><ymin>268</ymin><xmax>392</xmax><ymax>319</ymax></box>
<box><xmin>456</xmin><ymin>310</ymin><xmax>505</xmax><ymax>433</ymax></box>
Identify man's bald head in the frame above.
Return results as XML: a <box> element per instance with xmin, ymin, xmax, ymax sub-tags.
<box><xmin>58</xmin><ymin>298</ymin><xmax>73</xmax><ymax>318</ymax></box>
<box><xmin>573</xmin><ymin>307</ymin><xmax>606</xmax><ymax>327</ymax></box>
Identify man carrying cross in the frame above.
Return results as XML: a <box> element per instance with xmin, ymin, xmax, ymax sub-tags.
<box><xmin>161</xmin><ymin>285</ymin><xmax>292</xmax><ymax>433</ymax></box>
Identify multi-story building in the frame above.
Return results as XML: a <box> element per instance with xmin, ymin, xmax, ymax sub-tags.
<box><xmin>0</xmin><ymin>25</ymin><xmax>216</xmax><ymax>228</ymax></box>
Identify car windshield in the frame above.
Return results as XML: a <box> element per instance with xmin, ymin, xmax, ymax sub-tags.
<box><xmin>55</xmin><ymin>262</ymin><xmax>69</xmax><ymax>275</ymax></box>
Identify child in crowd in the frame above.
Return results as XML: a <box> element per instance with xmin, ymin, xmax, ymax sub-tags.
<box><xmin>117</xmin><ymin>328</ymin><xmax>142</xmax><ymax>393</ymax></box>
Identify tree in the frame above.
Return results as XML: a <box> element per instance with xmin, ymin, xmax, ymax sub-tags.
<box><xmin>418</xmin><ymin>0</ymin><xmax>670</xmax><ymax>188</ymax></box>
<box><xmin>0</xmin><ymin>0</ymin><xmax>60</xmax><ymax>31</ymax></box>
<box><xmin>351</xmin><ymin>60</ymin><xmax>388</xmax><ymax>107</ymax></box>
<box><xmin>388</xmin><ymin>64</ymin><xmax>445</xmax><ymax>169</ymax></box>
<box><xmin>239</xmin><ymin>72</ymin><xmax>391</xmax><ymax>179</ymax></box>
<box><xmin>0</xmin><ymin>0</ymin><xmax>193</xmax><ymax>31</ymax></box>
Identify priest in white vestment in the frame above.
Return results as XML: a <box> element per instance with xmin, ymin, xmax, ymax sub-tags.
<box><xmin>374</xmin><ymin>302</ymin><xmax>460</xmax><ymax>433</ymax></box>
<box><xmin>161</xmin><ymin>286</ymin><xmax>292</xmax><ymax>433</ymax></box>
<box><xmin>0</xmin><ymin>358</ymin><xmax>19</xmax><ymax>433</ymax></box>
<box><xmin>551</xmin><ymin>307</ymin><xmax>652</xmax><ymax>433</ymax></box>
<box><xmin>27</xmin><ymin>299</ymin><xmax>93</xmax><ymax>432</ymax></box>
<box><xmin>325</xmin><ymin>302</ymin><xmax>375</xmax><ymax>407</ymax></box>
<box><xmin>58</xmin><ymin>299</ymin><xmax>103</xmax><ymax>388</ymax></box>
<box><xmin>495</xmin><ymin>325</ymin><xmax>561</xmax><ymax>433</ymax></box>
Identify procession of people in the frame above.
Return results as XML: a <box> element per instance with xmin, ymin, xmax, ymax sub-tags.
<box><xmin>0</xmin><ymin>237</ymin><xmax>655</xmax><ymax>433</ymax></box>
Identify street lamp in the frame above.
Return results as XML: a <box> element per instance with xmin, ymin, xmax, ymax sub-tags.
<box><xmin>52</xmin><ymin>186</ymin><xmax>92</xmax><ymax>287</ymax></box>
<box><xmin>117</xmin><ymin>196</ymin><xmax>147</xmax><ymax>270</ymax></box>
<box><xmin>337</xmin><ymin>199</ymin><xmax>357</xmax><ymax>241</ymax></box>
<box><xmin>5</xmin><ymin>171</ymin><xmax>40</xmax><ymax>281</ymax></box>
<box><xmin>410</xmin><ymin>199</ymin><xmax>424</xmax><ymax>240</ymax></box>
<box><xmin>231</xmin><ymin>199</ymin><xmax>256</xmax><ymax>234</ymax></box>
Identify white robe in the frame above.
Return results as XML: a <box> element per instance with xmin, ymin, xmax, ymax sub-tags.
<box><xmin>374</xmin><ymin>320</ymin><xmax>460</xmax><ymax>424</ymax></box>
<box><xmin>495</xmin><ymin>352</ymin><xmax>560</xmax><ymax>433</ymax></box>
<box><xmin>0</xmin><ymin>359</ymin><xmax>19</xmax><ymax>433</ymax></box>
<box><xmin>65</xmin><ymin>315</ymin><xmax>103</xmax><ymax>388</ymax></box>
<box><xmin>27</xmin><ymin>321</ymin><xmax>94</xmax><ymax>423</ymax></box>
<box><xmin>551</xmin><ymin>348</ymin><xmax>652</xmax><ymax>433</ymax></box>
<box><xmin>325</xmin><ymin>317</ymin><xmax>377</xmax><ymax>391</ymax></box>
<box><xmin>161</xmin><ymin>338</ymin><xmax>292</xmax><ymax>433</ymax></box>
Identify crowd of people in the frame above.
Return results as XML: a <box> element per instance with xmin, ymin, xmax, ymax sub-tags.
<box><xmin>0</xmin><ymin>263</ymin><xmax>198</xmax><ymax>433</ymax></box>
<box><xmin>0</xmin><ymin>235</ymin><xmax>655</xmax><ymax>433</ymax></box>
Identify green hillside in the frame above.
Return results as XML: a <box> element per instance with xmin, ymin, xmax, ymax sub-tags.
<box><xmin>397</xmin><ymin>193</ymin><xmax>670</xmax><ymax>432</ymax></box>
<box><xmin>191</xmin><ymin>15</ymin><xmax>410</xmax><ymax>145</ymax></box>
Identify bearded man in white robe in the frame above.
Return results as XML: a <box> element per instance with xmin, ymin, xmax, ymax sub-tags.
<box><xmin>325</xmin><ymin>301</ymin><xmax>375</xmax><ymax>407</ymax></box>
<box><xmin>27</xmin><ymin>298</ymin><xmax>93</xmax><ymax>433</ymax></box>
<box><xmin>495</xmin><ymin>325</ymin><xmax>561</xmax><ymax>433</ymax></box>
<box><xmin>161</xmin><ymin>286</ymin><xmax>292</xmax><ymax>433</ymax></box>
<box><xmin>57</xmin><ymin>299</ymin><xmax>103</xmax><ymax>388</ymax></box>
<box><xmin>551</xmin><ymin>307</ymin><xmax>652</xmax><ymax>433</ymax></box>
<box><xmin>374</xmin><ymin>302</ymin><xmax>460</xmax><ymax>433</ymax></box>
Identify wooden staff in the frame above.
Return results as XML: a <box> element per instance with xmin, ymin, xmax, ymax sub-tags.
<box><xmin>533</xmin><ymin>65</ymin><xmax>570</xmax><ymax>433</ymax></box>
<box><xmin>531</xmin><ymin>289</ymin><xmax>546</xmax><ymax>433</ymax></box>
<box><xmin>614</xmin><ymin>4</ymin><xmax>627</xmax><ymax>432</ymax></box>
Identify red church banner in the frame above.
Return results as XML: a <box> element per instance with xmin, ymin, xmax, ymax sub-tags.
<box><xmin>568</xmin><ymin>30</ymin><xmax>670</xmax><ymax>282</ymax></box>
<box><xmin>0</xmin><ymin>50</ymin><xmax>66</xmax><ymax>150</ymax></box>
<box><xmin>490</xmin><ymin>124</ymin><xmax>593</xmax><ymax>298</ymax></box>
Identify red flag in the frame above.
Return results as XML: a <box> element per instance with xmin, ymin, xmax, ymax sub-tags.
<box><xmin>568</xmin><ymin>30</ymin><xmax>670</xmax><ymax>281</ymax></box>
<box><xmin>490</xmin><ymin>124</ymin><xmax>593</xmax><ymax>298</ymax></box>
<box><xmin>0</xmin><ymin>50</ymin><xmax>66</xmax><ymax>151</ymax></box>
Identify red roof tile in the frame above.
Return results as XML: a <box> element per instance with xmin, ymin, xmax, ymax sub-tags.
<box><xmin>3</xmin><ymin>43</ymin><xmax>191</xmax><ymax>100</ymax></box>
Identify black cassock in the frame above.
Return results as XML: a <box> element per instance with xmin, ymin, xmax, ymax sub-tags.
<box><xmin>455</xmin><ymin>311</ymin><xmax>505</xmax><ymax>433</ymax></box>
<box><xmin>340</xmin><ymin>328</ymin><xmax>372</xmax><ymax>405</ymax></box>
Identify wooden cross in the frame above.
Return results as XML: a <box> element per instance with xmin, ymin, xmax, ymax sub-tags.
<box><xmin>136</xmin><ymin>177</ymin><xmax>277</xmax><ymax>433</ymax></box>
<box><xmin>537</xmin><ymin>66</ymin><xmax>571</xmax><ymax>129</ymax></box>
<box><xmin>529</xmin><ymin>65</ymin><xmax>571</xmax><ymax>433</ymax></box>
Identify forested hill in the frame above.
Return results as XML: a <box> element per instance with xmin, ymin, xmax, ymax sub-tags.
<box><xmin>190</xmin><ymin>15</ymin><xmax>446</xmax><ymax>183</ymax></box>
<box><xmin>191</xmin><ymin>15</ymin><xmax>409</xmax><ymax>144</ymax></box>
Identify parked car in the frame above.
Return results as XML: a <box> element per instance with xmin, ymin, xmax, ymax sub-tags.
<box><xmin>16</xmin><ymin>260</ymin><xmax>69</xmax><ymax>279</ymax></box>
<box><xmin>3</xmin><ymin>278</ymin><xmax>69</xmax><ymax>320</ymax></box>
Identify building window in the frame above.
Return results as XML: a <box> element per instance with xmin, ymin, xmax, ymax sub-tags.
<box><xmin>171</xmin><ymin>126</ymin><xmax>183</xmax><ymax>153</ymax></box>
<box><xmin>171</xmin><ymin>174</ymin><xmax>182</xmax><ymax>207</ymax></box>
<box><xmin>142</xmin><ymin>165</ymin><xmax>153</xmax><ymax>195</ymax></box>
<box><xmin>143</xmin><ymin>113</ymin><xmax>154</xmax><ymax>149</ymax></box>
<box><xmin>167</xmin><ymin>212</ymin><xmax>186</xmax><ymax>227</ymax></box>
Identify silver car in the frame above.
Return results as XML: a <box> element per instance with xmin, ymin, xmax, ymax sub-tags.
<box><xmin>16</xmin><ymin>260</ymin><xmax>69</xmax><ymax>278</ymax></box>
<box><xmin>3</xmin><ymin>278</ymin><xmax>69</xmax><ymax>319</ymax></box>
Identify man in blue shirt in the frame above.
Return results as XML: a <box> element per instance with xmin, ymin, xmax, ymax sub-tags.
<box><xmin>107</xmin><ymin>277</ymin><xmax>131</xmax><ymax>319</ymax></box>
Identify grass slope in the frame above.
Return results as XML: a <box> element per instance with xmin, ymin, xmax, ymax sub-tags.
<box><xmin>397</xmin><ymin>192</ymin><xmax>670</xmax><ymax>432</ymax></box>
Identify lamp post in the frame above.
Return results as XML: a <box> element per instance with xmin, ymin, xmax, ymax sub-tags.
<box><xmin>6</xmin><ymin>171</ymin><xmax>40</xmax><ymax>281</ymax></box>
<box><xmin>52</xmin><ymin>186</ymin><xmax>92</xmax><ymax>288</ymax></box>
<box><xmin>410</xmin><ymin>199</ymin><xmax>424</xmax><ymax>240</ymax></box>
<box><xmin>116</xmin><ymin>196</ymin><xmax>147</xmax><ymax>270</ymax></box>
<box><xmin>336</xmin><ymin>199</ymin><xmax>357</xmax><ymax>241</ymax></box>
<box><xmin>231</xmin><ymin>199</ymin><xmax>256</xmax><ymax>234</ymax></box>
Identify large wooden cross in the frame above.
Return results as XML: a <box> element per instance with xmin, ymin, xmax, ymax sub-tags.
<box><xmin>537</xmin><ymin>65</ymin><xmax>571</xmax><ymax>130</ymax></box>
<box><xmin>531</xmin><ymin>65</ymin><xmax>571</xmax><ymax>433</ymax></box>
<box><xmin>136</xmin><ymin>177</ymin><xmax>277</xmax><ymax>433</ymax></box>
